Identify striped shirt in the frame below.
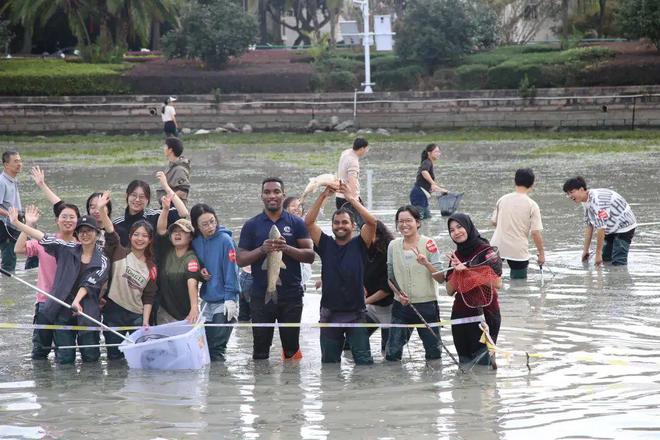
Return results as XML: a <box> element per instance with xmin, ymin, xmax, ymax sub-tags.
<box><xmin>583</xmin><ymin>188</ymin><xmax>637</xmax><ymax>234</ymax></box>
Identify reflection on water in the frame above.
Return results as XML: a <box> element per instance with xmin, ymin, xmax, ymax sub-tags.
<box><xmin>1</xmin><ymin>141</ymin><xmax>659</xmax><ymax>439</ymax></box>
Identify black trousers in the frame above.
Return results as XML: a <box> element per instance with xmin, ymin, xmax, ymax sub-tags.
<box><xmin>250</xmin><ymin>295</ymin><xmax>303</xmax><ymax>359</ymax></box>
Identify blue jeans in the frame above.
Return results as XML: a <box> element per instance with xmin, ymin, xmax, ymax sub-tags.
<box><xmin>386</xmin><ymin>301</ymin><xmax>441</xmax><ymax>361</ymax></box>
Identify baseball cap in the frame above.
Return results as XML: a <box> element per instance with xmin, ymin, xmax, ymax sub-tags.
<box><xmin>169</xmin><ymin>96</ymin><xmax>177</xmax><ymax>102</ymax></box>
<box><xmin>76</xmin><ymin>215</ymin><xmax>100</xmax><ymax>232</ymax></box>
<box><xmin>168</xmin><ymin>218</ymin><xmax>194</xmax><ymax>234</ymax></box>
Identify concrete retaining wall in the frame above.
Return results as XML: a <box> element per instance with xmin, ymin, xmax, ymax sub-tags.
<box><xmin>1</xmin><ymin>86</ymin><xmax>659</xmax><ymax>134</ymax></box>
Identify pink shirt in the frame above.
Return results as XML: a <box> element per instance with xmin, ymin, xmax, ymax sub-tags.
<box><xmin>25</xmin><ymin>239</ymin><xmax>58</xmax><ymax>303</ymax></box>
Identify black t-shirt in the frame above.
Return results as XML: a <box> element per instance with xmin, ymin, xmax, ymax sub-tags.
<box><xmin>415</xmin><ymin>159</ymin><xmax>434</xmax><ymax>192</ymax></box>
<box><xmin>364</xmin><ymin>247</ymin><xmax>393</xmax><ymax>307</ymax></box>
<box><xmin>315</xmin><ymin>232</ymin><xmax>368</xmax><ymax>312</ymax></box>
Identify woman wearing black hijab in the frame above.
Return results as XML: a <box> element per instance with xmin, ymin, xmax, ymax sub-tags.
<box><xmin>446</xmin><ymin>213</ymin><xmax>502</xmax><ymax>366</ymax></box>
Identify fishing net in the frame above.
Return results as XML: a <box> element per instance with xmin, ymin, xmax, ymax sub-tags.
<box><xmin>451</xmin><ymin>265</ymin><xmax>499</xmax><ymax>308</ymax></box>
<box><xmin>135</xmin><ymin>334</ymin><xmax>169</xmax><ymax>344</ymax></box>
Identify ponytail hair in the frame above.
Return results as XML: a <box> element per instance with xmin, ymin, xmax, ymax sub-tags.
<box><xmin>421</xmin><ymin>143</ymin><xmax>438</xmax><ymax>163</ymax></box>
<box><xmin>161</xmin><ymin>99</ymin><xmax>169</xmax><ymax>114</ymax></box>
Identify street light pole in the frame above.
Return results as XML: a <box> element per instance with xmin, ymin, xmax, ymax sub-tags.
<box><xmin>354</xmin><ymin>0</ymin><xmax>374</xmax><ymax>93</ymax></box>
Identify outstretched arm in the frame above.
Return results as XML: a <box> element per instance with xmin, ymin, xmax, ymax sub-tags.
<box><xmin>31</xmin><ymin>166</ymin><xmax>62</xmax><ymax>206</ymax></box>
<box><xmin>8</xmin><ymin>207</ymin><xmax>44</xmax><ymax>242</ymax></box>
<box><xmin>304</xmin><ymin>186</ymin><xmax>335</xmax><ymax>246</ymax></box>
<box><xmin>156</xmin><ymin>171</ymin><xmax>188</xmax><ymax>218</ymax></box>
<box><xmin>340</xmin><ymin>180</ymin><xmax>376</xmax><ymax>247</ymax></box>
<box><xmin>96</xmin><ymin>191</ymin><xmax>114</xmax><ymax>233</ymax></box>
<box><xmin>14</xmin><ymin>205</ymin><xmax>40</xmax><ymax>255</ymax></box>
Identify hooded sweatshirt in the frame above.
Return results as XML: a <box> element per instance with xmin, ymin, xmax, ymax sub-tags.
<box><xmin>192</xmin><ymin>226</ymin><xmax>241</xmax><ymax>303</ymax></box>
<box><xmin>156</xmin><ymin>156</ymin><xmax>191</xmax><ymax>201</ymax></box>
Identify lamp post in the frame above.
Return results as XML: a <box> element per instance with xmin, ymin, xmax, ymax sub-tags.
<box><xmin>353</xmin><ymin>0</ymin><xmax>374</xmax><ymax>93</ymax></box>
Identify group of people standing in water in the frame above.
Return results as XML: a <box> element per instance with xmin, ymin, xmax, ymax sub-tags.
<box><xmin>0</xmin><ymin>134</ymin><xmax>637</xmax><ymax>368</ymax></box>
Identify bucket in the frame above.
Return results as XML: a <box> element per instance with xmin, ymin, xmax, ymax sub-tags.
<box><xmin>119</xmin><ymin>321</ymin><xmax>210</xmax><ymax>370</ymax></box>
<box><xmin>437</xmin><ymin>192</ymin><xmax>464</xmax><ymax>216</ymax></box>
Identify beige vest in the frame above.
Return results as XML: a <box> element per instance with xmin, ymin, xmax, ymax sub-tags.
<box><xmin>388</xmin><ymin>235</ymin><xmax>442</xmax><ymax>304</ymax></box>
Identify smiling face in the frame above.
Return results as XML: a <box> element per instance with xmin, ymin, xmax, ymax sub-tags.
<box><xmin>130</xmin><ymin>225</ymin><xmax>152</xmax><ymax>252</ymax></box>
<box><xmin>332</xmin><ymin>211</ymin><xmax>354</xmax><ymax>241</ymax></box>
<box><xmin>261</xmin><ymin>181</ymin><xmax>284</xmax><ymax>213</ymax></box>
<box><xmin>396</xmin><ymin>210</ymin><xmax>420</xmax><ymax>238</ymax></box>
<box><xmin>57</xmin><ymin>207</ymin><xmax>78</xmax><ymax>234</ymax></box>
<box><xmin>566</xmin><ymin>188</ymin><xmax>588</xmax><ymax>204</ymax></box>
<box><xmin>127</xmin><ymin>187</ymin><xmax>148</xmax><ymax>214</ymax></box>
<box><xmin>76</xmin><ymin>226</ymin><xmax>97</xmax><ymax>246</ymax></box>
<box><xmin>449</xmin><ymin>220</ymin><xmax>468</xmax><ymax>244</ymax></box>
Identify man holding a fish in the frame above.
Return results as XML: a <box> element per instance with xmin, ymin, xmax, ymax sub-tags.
<box><xmin>237</xmin><ymin>177</ymin><xmax>315</xmax><ymax>360</ymax></box>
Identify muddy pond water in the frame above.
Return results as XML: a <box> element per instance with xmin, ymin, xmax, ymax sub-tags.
<box><xmin>1</xmin><ymin>140</ymin><xmax>659</xmax><ymax>439</ymax></box>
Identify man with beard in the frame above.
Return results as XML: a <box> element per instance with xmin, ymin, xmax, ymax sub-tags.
<box><xmin>237</xmin><ymin>177</ymin><xmax>315</xmax><ymax>360</ymax></box>
<box><xmin>305</xmin><ymin>181</ymin><xmax>377</xmax><ymax>365</ymax></box>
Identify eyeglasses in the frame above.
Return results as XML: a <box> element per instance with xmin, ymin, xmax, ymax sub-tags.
<box><xmin>128</xmin><ymin>193</ymin><xmax>147</xmax><ymax>201</ymax></box>
<box><xmin>199</xmin><ymin>218</ymin><xmax>217</xmax><ymax>229</ymax></box>
<box><xmin>77</xmin><ymin>229</ymin><xmax>96</xmax><ymax>235</ymax></box>
<box><xmin>397</xmin><ymin>218</ymin><xmax>416</xmax><ymax>224</ymax></box>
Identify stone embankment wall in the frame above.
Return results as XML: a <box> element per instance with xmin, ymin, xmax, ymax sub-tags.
<box><xmin>1</xmin><ymin>86</ymin><xmax>659</xmax><ymax>134</ymax></box>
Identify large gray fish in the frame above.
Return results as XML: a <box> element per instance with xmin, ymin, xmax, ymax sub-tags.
<box><xmin>262</xmin><ymin>224</ymin><xmax>286</xmax><ymax>304</ymax></box>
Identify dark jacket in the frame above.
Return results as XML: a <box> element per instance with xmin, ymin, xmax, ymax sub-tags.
<box><xmin>39</xmin><ymin>234</ymin><xmax>109</xmax><ymax>324</ymax></box>
<box><xmin>112</xmin><ymin>206</ymin><xmax>179</xmax><ymax>247</ymax></box>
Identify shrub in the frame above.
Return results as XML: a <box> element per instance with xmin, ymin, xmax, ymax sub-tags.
<box><xmin>373</xmin><ymin>64</ymin><xmax>425</xmax><ymax>90</ymax></box>
<box><xmin>395</xmin><ymin>0</ymin><xmax>478</xmax><ymax>73</ymax></box>
<box><xmin>315</xmin><ymin>56</ymin><xmax>363</xmax><ymax>73</ymax></box>
<box><xmin>0</xmin><ymin>59</ymin><xmax>130</xmax><ymax>95</ymax></box>
<box><xmin>617</xmin><ymin>0</ymin><xmax>660</xmax><ymax>50</ymax></box>
<box><xmin>370</xmin><ymin>55</ymin><xmax>403</xmax><ymax>72</ymax></box>
<box><xmin>162</xmin><ymin>0</ymin><xmax>258</xmax><ymax>69</ymax></box>
<box><xmin>456</xmin><ymin>64</ymin><xmax>489</xmax><ymax>89</ymax></box>
<box><xmin>317</xmin><ymin>70</ymin><xmax>358</xmax><ymax>91</ymax></box>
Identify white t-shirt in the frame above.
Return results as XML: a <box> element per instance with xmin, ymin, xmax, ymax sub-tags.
<box><xmin>336</xmin><ymin>148</ymin><xmax>360</xmax><ymax>198</ymax></box>
<box><xmin>490</xmin><ymin>192</ymin><xmax>543</xmax><ymax>261</ymax></box>
<box><xmin>161</xmin><ymin>105</ymin><xmax>176</xmax><ymax>122</ymax></box>
<box><xmin>584</xmin><ymin>188</ymin><xmax>636</xmax><ymax>234</ymax></box>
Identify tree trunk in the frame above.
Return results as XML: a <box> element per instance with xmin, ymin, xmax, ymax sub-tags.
<box><xmin>259</xmin><ymin>0</ymin><xmax>269</xmax><ymax>44</ymax></box>
<box><xmin>560</xmin><ymin>0</ymin><xmax>569</xmax><ymax>46</ymax></box>
<box><xmin>598</xmin><ymin>0</ymin><xmax>606</xmax><ymax>36</ymax></box>
<box><xmin>150</xmin><ymin>21</ymin><xmax>161</xmax><ymax>50</ymax></box>
<box><xmin>20</xmin><ymin>26</ymin><xmax>33</xmax><ymax>54</ymax></box>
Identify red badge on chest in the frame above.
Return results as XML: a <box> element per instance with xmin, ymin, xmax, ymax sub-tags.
<box><xmin>425</xmin><ymin>239</ymin><xmax>438</xmax><ymax>253</ymax></box>
<box><xmin>597</xmin><ymin>209</ymin><xmax>608</xmax><ymax>220</ymax></box>
<box><xmin>228</xmin><ymin>249</ymin><xmax>237</xmax><ymax>263</ymax></box>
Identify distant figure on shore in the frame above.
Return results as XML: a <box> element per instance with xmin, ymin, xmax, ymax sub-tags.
<box><xmin>409</xmin><ymin>144</ymin><xmax>448</xmax><ymax>220</ymax></box>
<box><xmin>162</xmin><ymin>97</ymin><xmax>178</xmax><ymax>137</ymax></box>
<box><xmin>336</xmin><ymin>138</ymin><xmax>369</xmax><ymax>228</ymax></box>
<box><xmin>491</xmin><ymin>168</ymin><xmax>545</xmax><ymax>279</ymax></box>
<box><xmin>563</xmin><ymin>176</ymin><xmax>637</xmax><ymax>266</ymax></box>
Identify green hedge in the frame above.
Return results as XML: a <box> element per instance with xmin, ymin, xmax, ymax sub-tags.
<box><xmin>0</xmin><ymin>59</ymin><xmax>130</xmax><ymax>95</ymax></box>
<box><xmin>312</xmin><ymin>70</ymin><xmax>358</xmax><ymax>91</ymax></box>
<box><xmin>373</xmin><ymin>64</ymin><xmax>425</xmax><ymax>90</ymax></box>
<box><xmin>315</xmin><ymin>56</ymin><xmax>363</xmax><ymax>73</ymax></box>
<box><xmin>456</xmin><ymin>64</ymin><xmax>489</xmax><ymax>89</ymax></box>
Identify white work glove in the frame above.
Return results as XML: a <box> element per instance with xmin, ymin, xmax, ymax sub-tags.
<box><xmin>224</xmin><ymin>300</ymin><xmax>239</xmax><ymax>322</ymax></box>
